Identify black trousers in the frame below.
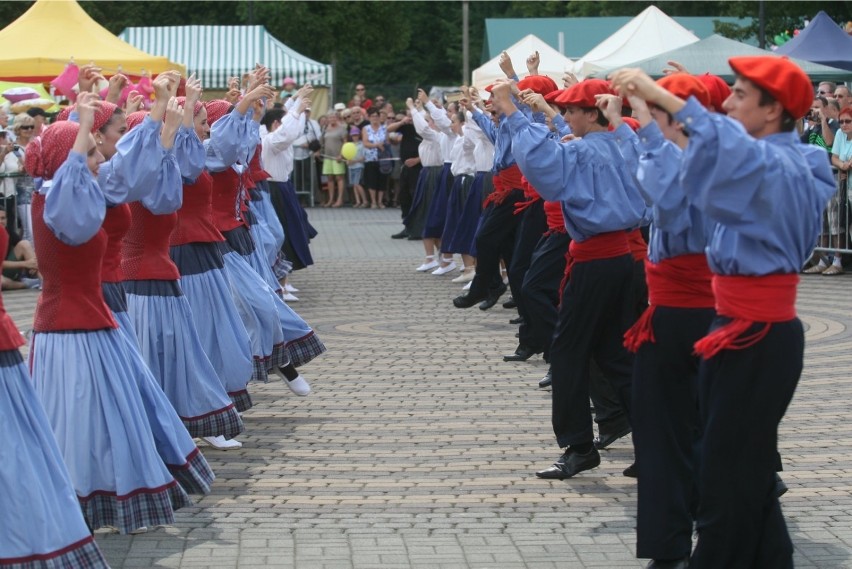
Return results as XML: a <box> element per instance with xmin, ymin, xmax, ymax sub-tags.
<box><xmin>690</xmin><ymin>319</ymin><xmax>802</xmax><ymax>569</ymax></box>
<box><xmin>468</xmin><ymin>189</ymin><xmax>524</xmax><ymax>299</ymax></box>
<box><xmin>508</xmin><ymin>201</ymin><xmax>547</xmax><ymax>347</ymax></box>
<box><xmin>398</xmin><ymin>164</ymin><xmax>421</xmax><ymax>219</ymax></box>
<box><xmin>633</xmin><ymin>306</ymin><xmax>715</xmax><ymax>560</ymax></box>
<box><xmin>521</xmin><ymin>231</ymin><xmax>570</xmax><ymax>359</ymax></box>
<box><xmin>550</xmin><ymin>254</ymin><xmax>636</xmax><ymax>448</ymax></box>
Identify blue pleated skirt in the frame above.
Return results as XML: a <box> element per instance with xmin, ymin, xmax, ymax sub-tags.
<box><xmin>424</xmin><ymin>163</ymin><xmax>454</xmax><ymax>239</ymax></box>
<box><xmin>446</xmin><ymin>172</ymin><xmax>484</xmax><ymax>256</ymax></box>
<box><xmin>270</xmin><ymin>180</ymin><xmax>314</xmax><ymax>269</ymax></box>
<box><xmin>220</xmin><ymin>244</ymin><xmax>289</xmax><ymax>381</ymax></box>
<box><xmin>30</xmin><ymin>328</ymin><xmax>194</xmax><ymax>534</ymax></box>
<box><xmin>171</xmin><ymin>242</ymin><xmax>254</xmax><ymax>412</ymax></box>
<box><xmin>1</xmin><ymin>349</ymin><xmax>110</xmax><ymax>567</ymax></box>
<box><xmin>441</xmin><ymin>173</ymin><xmax>472</xmax><ymax>253</ymax></box>
<box><xmin>404</xmin><ymin>165</ymin><xmax>442</xmax><ymax>238</ymax></box>
<box><xmin>105</xmin><ymin>282</ymin><xmax>215</xmax><ymax>495</ymax></box>
<box><xmin>124</xmin><ymin>280</ymin><xmax>243</xmax><ymax>439</ymax></box>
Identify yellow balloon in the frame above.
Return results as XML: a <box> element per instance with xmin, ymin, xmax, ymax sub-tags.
<box><xmin>341</xmin><ymin>142</ymin><xmax>358</xmax><ymax>161</ymax></box>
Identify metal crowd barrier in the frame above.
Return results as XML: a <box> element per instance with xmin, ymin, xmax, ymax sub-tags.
<box><xmin>291</xmin><ymin>156</ymin><xmax>317</xmax><ymax>208</ymax></box>
<box><xmin>813</xmin><ymin>168</ymin><xmax>852</xmax><ymax>255</ymax></box>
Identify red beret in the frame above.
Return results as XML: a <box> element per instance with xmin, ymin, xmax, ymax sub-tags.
<box><xmin>544</xmin><ymin>89</ymin><xmax>567</xmax><ymax>105</ymax></box>
<box><xmin>656</xmin><ymin>73</ymin><xmax>711</xmax><ymax>109</ymax></box>
<box><xmin>622</xmin><ymin>117</ymin><xmax>641</xmax><ymax>132</ymax></box>
<box><xmin>728</xmin><ymin>56</ymin><xmax>813</xmax><ymax>119</ymax></box>
<box><xmin>517</xmin><ymin>75</ymin><xmax>558</xmax><ymax>96</ymax></box>
<box><xmin>555</xmin><ymin>79</ymin><xmax>612</xmax><ymax>108</ymax></box>
<box><xmin>696</xmin><ymin>74</ymin><xmax>732</xmax><ymax>113</ymax></box>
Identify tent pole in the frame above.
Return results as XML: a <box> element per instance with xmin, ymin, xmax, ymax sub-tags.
<box><xmin>758</xmin><ymin>0</ymin><xmax>765</xmax><ymax>49</ymax></box>
<box><xmin>462</xmin><ymin>0</ymin><xmax>470</xmax><ymax>85</ymax></box>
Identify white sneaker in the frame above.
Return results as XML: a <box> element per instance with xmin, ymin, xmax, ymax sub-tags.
<box><xmin>202</xmin><ymin>435</ymin><xmax>243</xmax><ymax>450</ymax></box>
<box><xmin>451</xmin><ymin>269</ymin><xmax>475</xmax><ymax>283</ymax></box>
<box><xmin>431</xmin><ymin>262</ymin><xmax>457</xmax><ymax>275</ymax></box>
<box><xmin>282</xmin><ymin>291</ymin><xmax>300</xmax><ymax>302</ymax></box>
<box><xmin>416</xmin><ymin>260</ymin><xmax>440</xmax><ymax>272</ymax></box>
<box><xmin>285</xmin><ymin>374</ymin><xmax>311</xmax><ymax>396</ymax></box>
<box><xmin>129</xmin><ymin>526</ymin><xmax>148</xmax><ymax>535</ymax></box>
<box><xmin>463</xmin><ymin>281</ymin><xmax>472</xmax><ymax>291</ymax></box>
<box><xmin>285</xmin><ymin>283</ymin><xmax>299</xmax><ymax>293</ymax></box>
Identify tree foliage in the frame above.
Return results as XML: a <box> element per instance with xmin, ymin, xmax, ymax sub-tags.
<box><xmin>1</xmin><ymin>1</ymin><xmax>851</xmax><ymax>102</ymax></box>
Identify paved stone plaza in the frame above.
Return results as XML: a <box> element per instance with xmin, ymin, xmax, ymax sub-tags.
<box><xmin>8</xmin><ymin>207</ymin><xmax>852</xmax><ymax>568</ymax></box>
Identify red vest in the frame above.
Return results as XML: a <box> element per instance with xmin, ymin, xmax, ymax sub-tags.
<box><xmin>170</xmin><ymin>171</ymin><xmax>225</xmax><ymax>247</ymax></box>
<box><xmin>32</xmin><ymin>193</ymin><xmax>116</xmax><ymax>332</ymax></box>
<box><xmin>121</xmin><ymin>203</ymin><xmax>180</xmax><ymax>281</ymax></box>
<box><xmin>100</xmin><ymin>204</ymin><xmax>131</xmax><ymax>283</ymax></box>
<box><xmin>210</xmin><ymin>168</ymin><xmax>246</xmax><ymax>232</ymax></box>
<box><xmin>0</xmin><ymin>227</ymin><xmax>25</xmax><ymax>349</ymax></box>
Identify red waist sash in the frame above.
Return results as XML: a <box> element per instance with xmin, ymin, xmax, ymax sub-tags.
<box><xmin>513</xmin><ymin>176</ymin><xmax>542</xmax><ymax>215</ymax></box>
<box><xmin>484</xmin><ymin>164</ymin><xmax>523</xmax><ymax>207</ymax></box>
<box><xmin>627</xmin><ymin>229</ymin><xmax>648</xmax><ymax>262</ymax></box>
<box><xmin>559</xmin><ymin>231</ymin><xmax>631</xmax><ymax>299</ymax></box>
<box><xmin>693</xmin><ymin>274</ymin><xmax>798</xmax><ymax>359</ymax></box>
<box><xmin>623</xmin><ymin>254</ymin><xmax>714</xmax><ymax>352</ymax></box>
<box><xmin>543</xmin><ymin>201</ymin><xmax>566</xmax><ymax>234</ymax></box>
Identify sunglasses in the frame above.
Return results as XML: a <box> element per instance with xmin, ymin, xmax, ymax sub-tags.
<box><xmin>840</xmin><ymin>119</ymin><xmax>852</xmax><ymax>124</ymax></box>
<box><xmin>818</xmin><ymin>91</ymin><xmax>830</xmax><ymax>95</ymax></box>
<box><xmin>18</xmin><ymin>125</ymin><xmax>34</xmax><ymax>130</ymax></box>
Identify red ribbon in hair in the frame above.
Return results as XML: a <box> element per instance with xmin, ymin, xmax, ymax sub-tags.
<box><xmin>692</xmin><ymin>274</ymin><xmax>798</xmax><ymax>359</ymax></box>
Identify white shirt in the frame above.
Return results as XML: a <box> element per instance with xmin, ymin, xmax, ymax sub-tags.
<box><xmin>293</xmin><ymin>117</ymin><xmax>321</xmax><ymax>161</ymax></box>
<box><xmin>411</xmin><ymin>110</ymin><xmax>443</xmax><ymax>168</ymax></box>
<box><xmin>463</xmin><ymin>114</ymin><xmax>495</xmax><ymax>172</ymax></box>
<box><xmin>426</xmin><ymin>101</ymin><xmax>457</xmax><ymax>163</ymax></box>
<box><xmin>450</xmin><ymin>132</ymin><xmax>476</xmax><ymax>177</ymax></box>
<box><xmin>262</xmin><ymin>109</ymin><xmax>306</xmax><ymax>182</ymax></box>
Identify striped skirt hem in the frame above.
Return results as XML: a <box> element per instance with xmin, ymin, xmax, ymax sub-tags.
<box><xmin>168</xmin><ymin>448</ymin><xmax>215</xmax><ymax>496</ymax></box>
<box><xmin>0</xmin><ymin>536</ymin><xmax>108</xmax><ymax>569</ymax></box>
<box><xmin>229</xmin><ymin>389</ymin><xmax>253</xmax><ymax>413</ymax></box>
<box><xmin>287</xmin><ymin>331</ymin><xmax>327</xmax><ymax>368</ymax></box>
<box><xmin>181</xmin><ymin>403</ymin><xmax>243</xmax><ymax>440</ymax></box>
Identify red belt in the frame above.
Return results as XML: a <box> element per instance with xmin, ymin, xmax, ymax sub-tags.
<box><xmin>484</xmin><ymin>164</ymin><xmax>522</xmax><ymax>207</ymax></box>
<box><xmin>559</xmin><ymin>231</ymin><xmax>631</xmax><ymax>300</ymax></box>
<box><xmin>513</xmin><ymin>176</ymin><xmax>542</xmax><ymax>215</ymax></box>
<box><xmin>693</xmin><ymin>273</ymin><xmax>798</xmax><ymax>359</ymax></box>
<box><xmin>543</xmin><ymin>201</ymin><xmax>565</xmax><ymax>234</ymax></box>
<box><xmin>623</xmin><ymin>254</ymin><xmax>714</xmax><ymax>352</ymax></box>
<box><xmin>627</xmin><ymin>228</ymin><xmax>648</xmax><ymax>262</ymax></box>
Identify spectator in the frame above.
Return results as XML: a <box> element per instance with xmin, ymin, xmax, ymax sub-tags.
<box><xmin>361</xmin><ymin>107</ymin><xmax>389</xmax><ymax>208</ymax></box>
<box><xmin>0</xmin><ymin>131</ymin><xmax>20</xmax><ymax>236</ymax></box>
<box><xmin>320</xmin><ymin>112</ymin><xmax>348</xmax><ymax>207</ymax></box>
<box><xmin>333</xmin><ymin>102</ymin><xmax>346</xmax><ymax>117</ymax></box>
<box><xmin>346</xmin><ymin>127</ymin><xmax>368</xmax><ymax>208</ymax></box>
<box><xmin>292</xmin><ymin>108</ymin><xmax>322</xmax><ymax>203</ymax></box>
<box><xmin>25</xmin><ymin>107</ymin><xmax>48</xmax><ymax>135</ymax></box>
<box><xmin>0</xmin><ymin>208</ymin><xmax>38</xmax><ymax>290</ymax></box>
<box><xmin>802</xmin><ymin>96</ymin><xmax>837</xmax><ymax>151</ymax></box>
<box><xmin>387</xmin><ymin>109</ymin><xmax>423</xmax><ymax>237</ymax></box>
<box><xmin>280</xmin><ymin>77</ymin><xmax>298</xmax><ymax>100</ymax></box>
<box><xmin>348</xmin><ymin>84</ymin><xmax>373</xmax><ymax>110</ymax></box>
<box><xmin>835</xmin><ymin>85</ymin><xmax>850</xmax><ymax>108</ymax></box>
<box><xmin>0</xmin><ymin>108</ymin><xmax>9</xmax><ymax>136</ymax></box>
<box><xmin>373</xmin><ymin>95</ymin><xmax>386</xmax><ymax>110</ymax></box>
<box><xmin>823</xmin><ymin>106</ymin><xmax>852</xmax><ymax>275</ymax></box>
<box><xmin>10</xmin><ymin>114</ymin><xmax>35</xmax><ymax>242</ymax></box>
<box><xmin>354</xmin><ymin>107</ymin><xmax>369</xmax><ymax>130</ymax></box>
<box><xmin>818</xmin><ymin>81</ymin><xmax>837</xmax><ymax>98</ymax></box>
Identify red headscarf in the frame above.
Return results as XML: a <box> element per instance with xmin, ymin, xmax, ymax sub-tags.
<box><xmin>205</xmin><ymin>100</ymin><xmax>232</xmax><ymax>126</ymax></box>
<box><xmin>24</xmin><ymin>122</ymin><xmax>80</xmax><ymax>181</ymax></box>
<box><xmin>55</xmin><ymin>100</ymin><xmax>120</xmax><ymax>133</ymax></box>
<box><xmin>125</xmin><ymin>111</ymin><xmax>148</xmax><ymax>131</ymax></box>
<box><xmin>176</xmin><ymin>96</ymin><xmax>204</xmax><ymax>117</ymax></box>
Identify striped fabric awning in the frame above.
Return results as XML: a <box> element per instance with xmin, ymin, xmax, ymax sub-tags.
<box><xmin>119</xmin><ymin>25</ymin><xmax>333</xmax><ymax>89</ymax></box>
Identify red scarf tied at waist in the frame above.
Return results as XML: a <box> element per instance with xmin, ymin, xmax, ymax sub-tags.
<box><xmin>484</xmin><ymin>164</ymin><xmax>523</xmax><ymax>207</ymax></box>
<box><xmin>558</xmin><ymin>231</ymin><xmax>631</xmax><ymax>300</ymax></box>
<box><xmin>543</xmin><ymin>201</ymin><xmax>567</xmax><ymax>235</ymax></box>
<box><xmin>627</xmin><ymin>228</ymin><xmax>648</xmax><ymax>262</ymax></box>
<box><xmin>513</xmin><ymin>176</ymin><xmax>542</xmax><ymax>215</ymax></box>
<box><xmin>692</xmin><ymin>273</ymin><xmax>798</xmax><ymax>359</ymax></box>
<box><xmin>623</xmin><ymin>254</ymin><xmax>714</xmax><ymax>352</ymax></box>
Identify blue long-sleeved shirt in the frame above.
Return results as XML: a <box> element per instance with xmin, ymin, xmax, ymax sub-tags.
<box><xmin>614</xmin><ymin>121</ymin><xmax>710</xmax><ymax>263</ymax></box>
<box><xmin>205</xmin><ymin>107</ymin><xmax>254</xmax><ymax>172</ymax></box>
<box><xmin>42</xmin><ymin>152</ymin><xmax>106</xmax><ymax>246</ymax></box>
<box><xmin>506</xmin><ymin>111</ymin><xmax>646</xmax><ymax>242</ymax></box>
<box><xmin>471</xmin><ymin>109</ymin><xmax>515</xmax><ymax>172</ymax></box>
<box><xmin>173</xmin><ymin>125</ymin><xmax>206</xmax><ymax>184</ymax></box>
<box><xmin>674</xmin><ymin>96</ymin><xmax>835</xmax><ymax>275</ymax></box>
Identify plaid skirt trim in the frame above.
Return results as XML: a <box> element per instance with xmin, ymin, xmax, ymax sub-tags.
<box><xmin>267</xmin><ymin>341</ymin><xmax>291</xmax><ymax>371</ymax></box>
<box><xmin>181</xmin><ymin>403</ymin><xmax>243</xmax><ymax>439</ymax></box>
<box><xmin>167</xmin><ymin>448</ymin><xmax>215</xmax><ymax>496</ymax></box>
<box><xmin>79</xmin><ymin>480</ymin><xmax>190</xmax><ymax>534</ymax></box>
<box><xmin>229</xmin><ymin>389</ymin><xmax>253</xmax><ymax>412</ymax></box>
<box><xmin>0</xmin><ymin>535</ymin><xmax>108</xmax><ymax>568</ymax></box>
<box><xmin>252</xmin><ymin>357</ymin><xmax>270</xmax><ymax>383</ymax></box>
<box><xmin>286</xmin><ymin>331</ymin><xmax>327</xmax><ymax>368</ymax></box>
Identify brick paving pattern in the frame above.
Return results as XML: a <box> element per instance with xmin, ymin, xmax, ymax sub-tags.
<box><xmin>8</xmin><ymin>207</ymin><xmax>852</xmax><ymax>568</ymax></box>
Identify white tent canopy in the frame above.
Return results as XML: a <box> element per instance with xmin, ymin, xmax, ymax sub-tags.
<box><xmin>119</xmin><ymin>25</ymin><xmax>333</xmax><ymax>89</ymax></box>
<box><xmin>472</xmin><ymin>34</ymin><xmax>574</xmax><ymax>90</ymax></box>
<box><xmin>573</xmin><ymin>6</ymin><xmax>699</xmax><ymax>77</ymax></box>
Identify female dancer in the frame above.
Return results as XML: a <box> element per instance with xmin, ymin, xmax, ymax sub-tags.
<box><xmin>28</xmin><ymin>92</ymin><xmax>212</xmax><ymax>535</ymax></box>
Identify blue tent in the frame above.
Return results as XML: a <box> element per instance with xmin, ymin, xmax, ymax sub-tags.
<box><xmin>775</xmin><ymin>11</ymin><xmax>852</xmax><ymax>72</ymax></box>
